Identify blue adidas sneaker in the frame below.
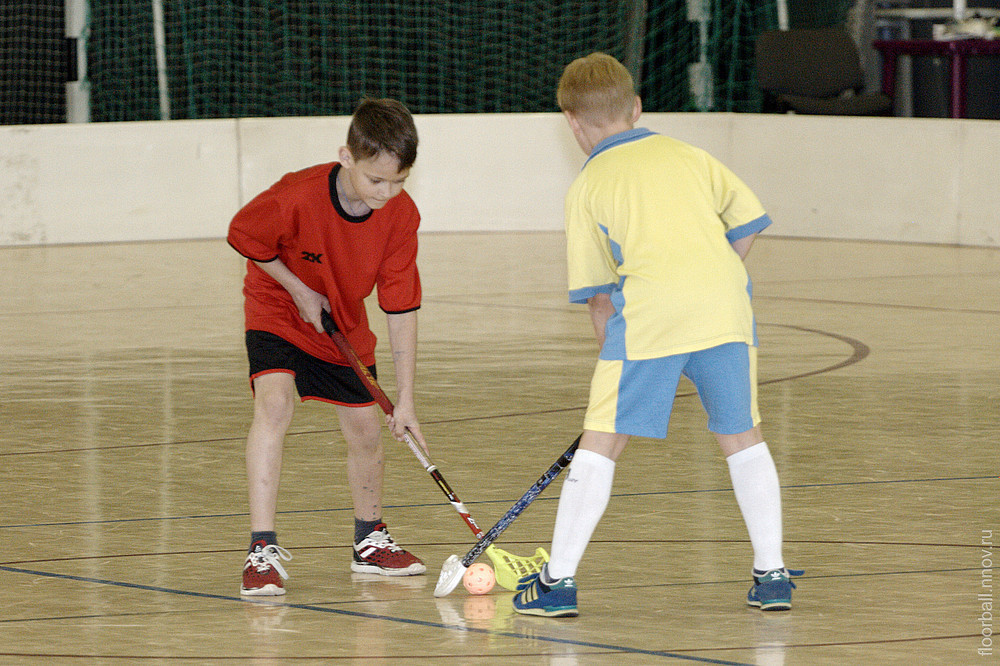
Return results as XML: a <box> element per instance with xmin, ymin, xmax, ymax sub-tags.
<box><xmin>512</xmin><ymin>568</ymin><xmax>578</xmax><ymax>617</ymax></box>
<box><xmin>747</xmin><ymin>568</ymin><xmax>803</xmax><ymax>611</ymax></box>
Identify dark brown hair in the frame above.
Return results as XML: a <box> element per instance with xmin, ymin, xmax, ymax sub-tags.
<box><xmin>346</xmin><ymin>98</ymin><xmax>418</xmax><ymax>169</ymax></box>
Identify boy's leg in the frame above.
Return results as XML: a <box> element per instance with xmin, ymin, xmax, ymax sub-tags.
<box><xmin>686</xmin><ymin>344</ymin><xmax>784</xmax><ymax>571</ymax></box>
<box><xmin>551</xmin><ymin>355</ymin><xmax>675</xmax><ymax>579</ymax></box>
<box><xmin>517</xmin><ymin>354</ymin><xmax>677</xmax><ymax>616</ymax></box>
<box><xmin>547</xmin><ymin>430</ymin><xmax>627</xmax><ymax>579</ymax></box>
<box><xmin>514</xmin><ymin>429</ymin><xmax>624</xmax><ymax>617</ymax></box>
<box><xmin>688</xmin><ymin>343</ymin><xmax>794</xmax><ymax>609</ymax></box>
<box><xmin>717</xmin><ymin>428</ymin><xmax>784</xmax><ymax>573</ymax></box>
<box><xmin>335</xmin><ymin>403</ymin><xmax>385</xmax><ymax>522</ymax></box>
<box><xmin>247</xmin><ymin>372</ymin><xmax>297</xmax><ymax>532</ymax></box>
<box><xmin>337</xmin><ymin>404</ymin><xmax>425</xmax><ymax>576</ymax></box>
<box><xmin>721</xmin><ymin>432</ymin><xmax>795</xmax><ymax>610</ymax></box>
<box><xmin>242</xmin><ymin>371</ymin><xmax>297</xmax><ymax>596</ymax></box>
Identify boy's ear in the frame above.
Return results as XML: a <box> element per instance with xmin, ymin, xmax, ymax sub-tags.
<box><xmin>563</xmin><ymin>110</ymin><xmax>582</xmax><ymax>133</ymax></box>
<box><xmin>338</xmin><ymin>146</ymin><xmax>354</xmax><ymax>167</ymax></box>
<box><xmin>631</xmin><ymin>96</ymin><xmax>642</xmax><ymax>123</ymax></box>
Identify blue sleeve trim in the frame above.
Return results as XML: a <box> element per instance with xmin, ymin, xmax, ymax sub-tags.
<box><xmin>725</xmin><ymin>213</ymin><xmax>772</xmax><ymax>242</ymax></box>
<box><xmin>569</xmin><ymin>283</ymin><xmax>616</xmax><ymax>304</ymax></box>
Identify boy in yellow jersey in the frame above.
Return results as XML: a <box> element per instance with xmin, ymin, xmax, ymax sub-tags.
<box><xmin>513</xmin><ymin>53</ymin><xmax>799</xmax><ymax>617</ymax></box>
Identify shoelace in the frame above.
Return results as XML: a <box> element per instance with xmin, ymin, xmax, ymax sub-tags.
<box><xmin>755</xmin><ymin>567</ymin><xmax>804</xmax><ymax>588</ymax></box>
<box><xmin>249</xmin><ymin>544</ymin><xmax>292</xmax><ymax>580</ymax></box>
<box><xmin>360</xmin><ymin>529</ymin><xmax>402</xmax><ymax>552</ymax></box>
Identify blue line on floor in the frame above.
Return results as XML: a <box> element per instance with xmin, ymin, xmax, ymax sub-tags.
<box><xmin>0</xmin><ymin>564</ymin><xmax>750</xmax><ymax>665</ymax></box>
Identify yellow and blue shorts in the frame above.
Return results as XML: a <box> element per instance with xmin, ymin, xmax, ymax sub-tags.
<box><xmin>583</xmin><ymin>342</ymin><xmax>760</xmax><ymax>438</ymax></box>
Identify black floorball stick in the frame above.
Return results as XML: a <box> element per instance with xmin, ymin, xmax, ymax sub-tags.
<box><xmin>320</xmin><ymin>309</ymin><xmax>553</xmax><ymax>589</ymax></box>
<box><xmin>434</xmin><ymin>435</ymin><xmax>580</xmax><ymax>597</ymax></box>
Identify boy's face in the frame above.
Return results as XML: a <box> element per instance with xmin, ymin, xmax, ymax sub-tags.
<box><xmin>338</xmin><ymin>148</ymin><xmax>410</xmax><ymax>211</ymax></box>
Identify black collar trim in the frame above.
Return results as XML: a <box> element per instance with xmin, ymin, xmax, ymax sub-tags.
<box><xmin>328</xmin><ymin>163</ymin><xmax>373</xmax><ymax>223</ymax></box>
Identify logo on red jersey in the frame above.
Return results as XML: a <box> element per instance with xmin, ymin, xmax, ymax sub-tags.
<box><xmin>301</xmin><ymin>251</ymin><xmax>323</xmax><ymax>264</ymax></box>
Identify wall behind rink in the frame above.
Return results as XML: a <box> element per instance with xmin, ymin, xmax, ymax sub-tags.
<box><xmin>1</xmin><ymin>113</ymin><xmax>997</xmax><ymax>247</ymax></box>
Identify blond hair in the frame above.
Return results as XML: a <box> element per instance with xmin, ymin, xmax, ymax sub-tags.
<box><xmin>557</xmin><ymin>52</ymin><xmax>635</xmax><ymax>126</ymax></box>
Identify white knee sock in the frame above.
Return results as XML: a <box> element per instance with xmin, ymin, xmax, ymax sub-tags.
<box><xmin>546</xmin><ymin>448</ymin><xmax>616</xmax><ymax>580</ymax></box>
<box><xmin>726</xmin><ymin>442</ymin><xmax>784</xmax><ymax>572</ymax></box>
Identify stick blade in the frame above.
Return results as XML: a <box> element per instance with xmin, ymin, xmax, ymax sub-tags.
<box><xmin>486</xmin><ymin>545</ymin><xmax>549</xmax><ymax>591</ymax></box>
<box><xmin>433</xmin><ymin>554</ymin><xmax>467</xmax><ymax>597</ymax></box>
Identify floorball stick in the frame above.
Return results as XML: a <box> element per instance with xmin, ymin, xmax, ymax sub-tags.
<box><xmin>320</xmin><ymin>309</ymin><xmax>486</xmax><ymax>538</ymax></box>
<box><xmin>433</xmin><ymin>435</ymin><xmax>580</xmax><ymax>597</ymax></box>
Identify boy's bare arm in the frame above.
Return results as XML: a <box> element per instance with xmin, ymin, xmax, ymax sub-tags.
<box><xmin>385</xmin><ymin>310</ymin><xmax>427</xmax><ymax>451</ymax></box>
<box><xmin>587</xmin><ymin>293</ymin><xmax>615</xmax><ymax>348</ymax></box>
<box><xmin>730</xmin><ymin>232</ymin><xmax>758</xmax><ymax>260</ymax></box>
<box><xmin>252</xmin><ymin>259</ymin><xmax>329</xmax><ymax>333</ymax></box>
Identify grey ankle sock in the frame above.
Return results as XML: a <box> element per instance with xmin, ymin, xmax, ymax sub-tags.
<box><xmin>249</xmin><ymin>531</ymin><xmax>277</xmax><ymax>552</ymax></box>
<box><xmin>354</xmin><ymin>518</ymin><xmax>382</xmax><ymax>544</ymax></box>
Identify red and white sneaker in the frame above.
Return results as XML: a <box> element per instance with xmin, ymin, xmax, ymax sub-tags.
<box><xmin>351</xmin><ymin>523</ymin><xmax>426</xmax><ymax>576</ymax></box>
<box><xmin>241</xmin><ymin>542</ymin><xmax>292</xmax><ymax>596</ymax></box>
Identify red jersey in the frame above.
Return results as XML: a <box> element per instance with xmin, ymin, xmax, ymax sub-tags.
<box><xmin>228</xmin><ymin>162</ymin><xmax>421</xmax><ymax>366</ymax></box>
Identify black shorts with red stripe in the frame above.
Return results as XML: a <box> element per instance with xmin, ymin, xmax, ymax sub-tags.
<box><xmin>246</xmin><ymin>330</ymin><xmax>376</xmax><ymax>406</ymax></box>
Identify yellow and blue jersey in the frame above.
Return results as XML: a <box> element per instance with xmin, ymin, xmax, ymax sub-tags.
<box><xmin>565</xmin><ymin>128</ymin><xmax>771</xmax><ymax>361</ymax></box>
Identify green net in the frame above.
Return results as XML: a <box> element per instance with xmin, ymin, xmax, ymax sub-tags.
<box><xmin>83</xmin><ymin>0</ymin><xmax>784</xmax><ymax>121</ymax></box>
<box><xmin>0</xmin><ymin>4</ymin><xmax>65</xmax><ymax>124</ymax></box>
<box><xmin>7</xmin><ymin>0</ymin><xmax>867</xmax><ymax>124</ymax></box>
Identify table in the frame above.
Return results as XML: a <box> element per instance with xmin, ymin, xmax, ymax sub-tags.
<box><xmin>874</xmin><ymin>8</ymin><xmax>1000</xmax><ymax>21</ymax></box>
<box><xmin>873</xmin><ymin>38</ymin><xmax>1000</xmax><ymax>118</ymax></box>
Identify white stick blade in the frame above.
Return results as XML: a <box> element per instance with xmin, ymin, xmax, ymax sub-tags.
<box><xmin>433</xmin><ymin>554</ymin><xmax>467</xmax><ymax>597</ymax></box>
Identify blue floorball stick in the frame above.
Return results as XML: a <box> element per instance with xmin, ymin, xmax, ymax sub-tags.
<box><xmin>320</xmin><ymin>308</ymin><xmax>565</xmax><ymax>590</ymax></box>
<box><xmin>433</xmin><ymin>435</ymin><xmax>581</xmax><ymax>597</ymax></box>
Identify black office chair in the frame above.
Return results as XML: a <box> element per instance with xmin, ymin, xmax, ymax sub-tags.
<box><xmin>755</xmin><ymin>26</ymin><xmax>892</xmax><ymax>115</ymax></box>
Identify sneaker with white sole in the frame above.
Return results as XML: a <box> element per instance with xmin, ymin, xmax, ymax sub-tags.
<box><xmin>351</xmin><ymin>523</ymin><xmax>425</xmax><ymax>576</ymax></box>
<box><xmin>512</xmin><ymin>566</ymin><xmax>578</xmax><ymax>617</ymax></box>
<box><xmin>747</xmin><ymin>568</ymin><xmax>803</xmax><ymax>610</ymax></box>
<box><xmin>241</xmin><ymin>541</ymin><xmax>292</xmax><ymax>596</ymax></box>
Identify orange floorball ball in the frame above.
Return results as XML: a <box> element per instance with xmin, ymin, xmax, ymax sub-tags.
<box><xmin>462</xmin><ymin>562</ymin><xmax>496</xmax><ymax>595</ymax></box>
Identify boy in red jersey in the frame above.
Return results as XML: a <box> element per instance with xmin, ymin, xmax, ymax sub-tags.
<box><xmin>228</xmin><ymin>98</ymin><xmax>428</xmax><ymax>596</ymax></box>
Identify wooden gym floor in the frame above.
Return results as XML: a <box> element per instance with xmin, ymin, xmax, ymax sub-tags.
<box><xmin>1</xmin><ymin>232</ymin><xmax>997</xmax><ymax>664</ymax></box>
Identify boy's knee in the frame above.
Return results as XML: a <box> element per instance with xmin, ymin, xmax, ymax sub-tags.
<box><xmin>253</xmin><ymin>384</ymin><xmax>296</xmax><ymax>426</ymax></box>
<box><xmin>716</xmin><ymin>426</ymin><xmax>763</xmax><ymax>457</ymax></box>
<box><xmin>346</xmin><ymin>420</ymin><xmax>383</xmax><ymax>452</ymax></box>
<box><xmin>337</xmin><ymin>405</ymin><xmax>383</xmax><ymax>446</ymax></box>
